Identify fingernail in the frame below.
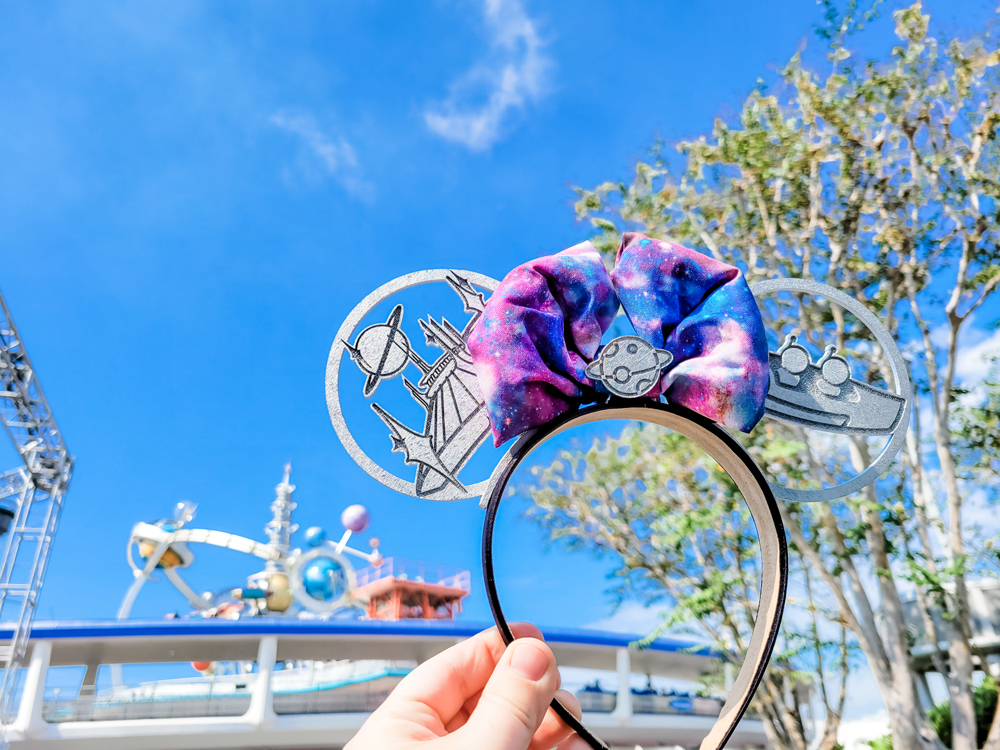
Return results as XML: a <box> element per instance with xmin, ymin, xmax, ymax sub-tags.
<box><xmin>510</xmin><ymin>640</ymin><xmax>549</xmax><ymax>682</ymax></box>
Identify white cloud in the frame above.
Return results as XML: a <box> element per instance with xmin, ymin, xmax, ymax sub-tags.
<box><xmin>269</xmin><ymin>112</ymin><xmax>372</xmax><ymax>198</ymax></box>
<box><xmin>925</xmin><ymin>316</ymin><xmax>1000</xmax><ymax>386</ymax></box>
<box><xmin>584</xmin><ymin>601</ymin><xmax>679</xmax><ymax>636</ymax></box>
<box><xmin>424</xmin><ymin>0</ymin><xmax>551</xmax><ymax>151</ymax></box>
<box><xmin>955</xmin><ymin>325</ymin><xmax>1000</xmax><ymax>383</ymax></box>
<box><xmin>838</xmin><ymin>711</ymin><xmax>891</xmax><ymax>750</ymax></box>
<box><xmin>962</xmin><ymin>487</ymin><xmax>999</xmax><ymax>536</ymax></box>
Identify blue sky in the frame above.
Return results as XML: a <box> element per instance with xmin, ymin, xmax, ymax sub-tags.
<box><xmin>2</xmin><ymin>0</ymin><xmax>998</xmax><ymax>713</ymax></box>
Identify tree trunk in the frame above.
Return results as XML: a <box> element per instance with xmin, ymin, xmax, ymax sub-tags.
<box><xmin>849</xmin><ymin>438</ymin><xmax>946</xmax><ymax>750</ymax></box>
<box><xmin>783</xmin><ymin>501</ymin><xmax>945</xmax><ymax>749</ymax></box>
<box><xmin>937</xmin><ymin>322</ymin><xmax>977</xmax><ymax>750</ymax></box>
<box><xmin>984</xmin><ymin>690</ymin><xmax>1000</xmax><ymax>750</ymax></box>
<box><xmin>761</xmin><ymin>680</ymin><xmax>809</xmax><ymax>750</ymax></box>
<box><xmin>906</xmin><ymin>261</ymin><xmax>980</xmax><ymax>750</ymax></box>
<box><xmin>818</xmin><ymin>724</ymin><xmax>843</xmax><ymax>750</ymax></box>
<box><xmin>760</xmin><ymin>702</ymin><xmax>795</xmax><ymax>750</ymax></box>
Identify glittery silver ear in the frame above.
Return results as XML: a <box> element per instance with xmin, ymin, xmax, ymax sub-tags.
<box><xmin>749</xmin><ymin>278</ymin><xmax>912</xmax><ymax>503</ymax></box>
<box><xmin>325</xmin><ymin>269</ymin><xmax>499</xmax><ymax>502</ymax></box>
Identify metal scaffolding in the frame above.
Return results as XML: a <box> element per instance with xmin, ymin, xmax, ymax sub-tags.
<box><xmin>0</xmin><ymin>292</ymin><xmax>72</xmax><ymax>745</ymax></box>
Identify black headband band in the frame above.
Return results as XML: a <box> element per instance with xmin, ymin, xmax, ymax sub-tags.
<box><xmin>480</xmin><ymin>401</ymin><xmax>788</xmax><ymax>750</ymax></box>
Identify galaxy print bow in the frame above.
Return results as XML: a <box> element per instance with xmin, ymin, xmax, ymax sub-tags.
<box><xmin>468</xmin><ymin>233</ymin><xmax>770</xmax><ymax>446</ymax></box>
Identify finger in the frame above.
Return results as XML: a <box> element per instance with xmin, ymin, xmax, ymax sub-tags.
<box><xmin>555</xmin><ymin>736</ymin><xmax>592</xmax><ymax>750</ymax></box>
<box><xmin>443</xmin><ymin>688</ymin><xmax>482</xmax><ymax>733</ymax></box>
<box><xmin>528</xmin><ymin>690</ymin><xmax>582</xmax><ymax>750</ymax></box>
<box><xmin>383</xmin><ymin>622</ymin><xmax>544</xmax><ymax>726</ymax></box>
<box><xmin>449</xmin><ymin>637</ymin><xmax>560</xmax><ymax>750</ymax></box>
<box><xmin>447</xmin><ymin>668</ymin><xmax>552</xmax><ymax>735</ymax></box>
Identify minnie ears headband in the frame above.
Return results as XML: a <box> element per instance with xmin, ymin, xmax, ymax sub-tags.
<box><xmin>326</xmin><ymin>233</ymin><xmax>911</xmax><ymax>750</ymax></box>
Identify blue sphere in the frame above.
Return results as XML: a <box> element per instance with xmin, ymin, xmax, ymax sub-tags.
<box><xmin>302</xmin><ymin>557</ymin><xmax>346</xmax><ymax>602</ymax></box>
<box><xmin>304</xmin><ymin>526</ymin><xmax>326</xmax><ymax>548</ymax></box>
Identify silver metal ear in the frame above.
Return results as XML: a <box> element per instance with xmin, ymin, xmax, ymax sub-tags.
<box><xmin>326</xmin><ymin>270</ymin><xmax>500</xmax><ymax>502</ymax></box>
<box><xmin>749</xmin><ymin>278</ymin><xmax>912</xmax><ymax>503</ymax></box>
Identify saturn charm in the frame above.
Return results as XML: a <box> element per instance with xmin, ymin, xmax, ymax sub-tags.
<box><xmin>584</xmin><ymin>335</ymin><xmax>674</xmax><ymax>398</ymax></box>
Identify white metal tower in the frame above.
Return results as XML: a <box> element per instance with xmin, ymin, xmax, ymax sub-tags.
<box><xmin>263</xmin><ymin>463</ymin><xmax>297</xmax><ymax>570</ymax></box>
<box><xmin>0</xmin><ymin>292</ymin><xmax>72</xmax><ymax>745</ymax></box>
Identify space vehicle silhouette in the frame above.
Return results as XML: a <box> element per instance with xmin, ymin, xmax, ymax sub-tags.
<box><xmin>343</xmin><ymin>273</ymin><xmax>491</xmax><ymax>499</ymax></box>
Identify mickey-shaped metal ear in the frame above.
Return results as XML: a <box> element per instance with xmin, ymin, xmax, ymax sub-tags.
<box><xmin>325</xmin><ymin>269</ymin><xmax>500</xmax><ymax>502</ymax></box>
<box><xmin>749</xmin><ymin>278</ymin><xmax>912</xmax><ymax>503</ymax></box>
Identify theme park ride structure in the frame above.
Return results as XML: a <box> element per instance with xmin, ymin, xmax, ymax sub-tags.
<box><xmin>119</xmin><ymin>465</ymin><xmax>385</xmax><ymax>620</ymax></box>
<box><xmin>0</xmin><ymin>292</ymin><xmax>73</xmax><ymax>746</ymax></box>
<box><xmin>0</xmin><ymin>462</ymin><xmax>754</xmax><ymax>749</ymax></box>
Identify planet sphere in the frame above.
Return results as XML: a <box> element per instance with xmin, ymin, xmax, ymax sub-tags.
<box><xmin>341</xmin><ymin>504</ymin><xmax>371</xmax><ymax>533</ymax></box>
<box><xmin>264</xmin><ymin>573</ymin><xmax>293</xmax><ymax>612</ymax></box>
<box><xmin>353</xmin><ymin>324</ymin><xmax>410</xmax><ymax>378</ymax></box>
<box><xmin>302</xmin><ymin>557</ymin><xmax>347</xmax><ymax>602</ymax></box>
<box><xmin>304</xmin><ymin>526</ymin><xmax>326</xmax><ymax>548</ymax></box>
<box><xmin>138</xmin><ymin>540</ymin><xmax>183</xmax><ymax>569</ymax></box>
<box><xmin>586</xmin><ymin>336</ymin><xmax>673</xmax><ymax>398</ymax></box>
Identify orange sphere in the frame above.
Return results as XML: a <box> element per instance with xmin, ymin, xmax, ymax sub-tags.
<box><xmin>192</xmin><ymin>661</ymin><xmax>212</xmax><ymax>672</ymax></box>
<box><xmin>138</xmin><ymin>541</ymin><xmax>182</xmax><ymax>568</ymax></box>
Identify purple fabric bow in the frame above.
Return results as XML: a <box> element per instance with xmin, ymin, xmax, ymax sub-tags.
<box><xmin>468</xmin><ymin>233</ymin><xmax>769</xmax><ymax>446</ymax></box>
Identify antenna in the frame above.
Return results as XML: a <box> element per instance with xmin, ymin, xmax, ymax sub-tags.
<box><xmin>264</xmin><ymin>463</ymin><xmax>297</xmax><ymax>570</ymax></box>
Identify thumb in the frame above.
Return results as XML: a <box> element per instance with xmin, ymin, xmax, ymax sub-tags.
<box><xmin>452</xmin><ymin>637</ymin><xmax>561</xmax><ymax>750</ymax></box>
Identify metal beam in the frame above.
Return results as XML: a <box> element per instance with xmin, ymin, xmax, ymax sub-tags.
<box><xmin>0</xmin><ymin>292</ymin><xmax>73</xmax><ymax>748</ymax></box>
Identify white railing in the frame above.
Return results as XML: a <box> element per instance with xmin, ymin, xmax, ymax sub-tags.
<box><xmin>272</xmin><ymin>685</ymin><xmax>394</xmax><ymax>716</ymax></box>
<box><xmin>576</xmin><ymin>691</ymin><xmax>723</xmax><ymax>716</ymax></box>
<box><xmin>44</xmin><ymin>684</ymin><xmax>725</xmax><ymax>723</ymax></box>
<box><xmin>40</xmin><ymin>659</ymin><xmax>414</xmax><ymax>723</ymax></box>
<box><xmin>354</xmin><ymin>558</ymin><xmax>470</xmax><ymax>592</ymax></box>
<box><xmin>2</xmin><ymin>632</ymin><xmax>769</xmax><ymax>750</ymax></box>
<box><xmin>43</xmin><ymin>684</ymin><xmax>251</xmax><ymax>723</ymax></box>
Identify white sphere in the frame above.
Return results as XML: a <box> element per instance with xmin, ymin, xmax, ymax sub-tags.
<box><xmin>341</xmin><ymin>504</ymin><xmax>370</xmax><ymax>533</ymax></box>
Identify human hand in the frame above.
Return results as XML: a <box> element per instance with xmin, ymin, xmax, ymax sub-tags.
<box><xmin>346</xmin><ymin>623</ymin><xmax>587</xmax><ymax>750</ymax></box>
